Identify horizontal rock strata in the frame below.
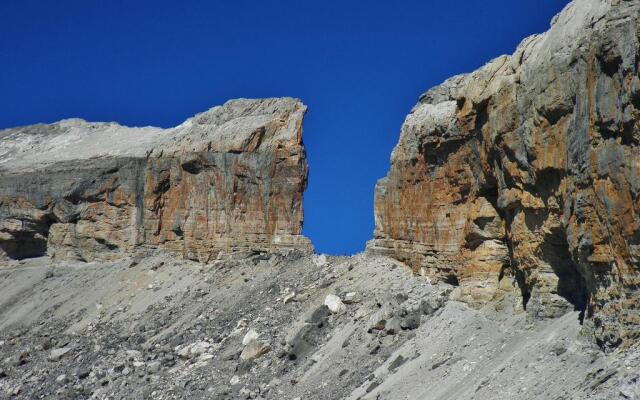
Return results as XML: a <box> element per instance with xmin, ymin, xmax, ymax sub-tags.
<box><xmin>0</xmin><ymin>98</ymin><xmax>312</xmax><ymax>263</ymax></box>
<box><xmin>369</xmin><ymin>0</ymin><xmax>640</xmax><ymax>348</ymax></box>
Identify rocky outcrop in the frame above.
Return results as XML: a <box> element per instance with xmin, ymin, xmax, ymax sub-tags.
<box><xmin>0</xmin><ymin>98</ymin><xmax>312</xmax><ymax>263</ymax></box>
<box><xmin>369</xmin><ymin>0</ymin><xmax>640</xmax><ymax>349</ymax></box>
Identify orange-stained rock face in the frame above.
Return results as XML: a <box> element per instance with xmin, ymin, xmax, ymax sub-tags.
<box><xmin>141</xmin><ymin>148</ymin><xmax>309</xmax><ymax>262</ymax></box>
<box><xmin>369</xmin><ymin>0</ymin><xmax>640</xmax><ymax>349</ymax></box>
<box><xmin>0</xmin><ymin>98</ymin><xmax>312</xmax><ymax>263</ymax></box>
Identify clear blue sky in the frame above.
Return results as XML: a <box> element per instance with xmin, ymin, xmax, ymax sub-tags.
<box><xmin>0</xmin><ymin>1</ymin><xmax>569</xmax><ymax>255</ymax></box>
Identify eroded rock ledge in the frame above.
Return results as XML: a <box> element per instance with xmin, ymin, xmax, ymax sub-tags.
<box><xmin>369</xmin><ymin>0</ymin><xmax>640</xmax><ymax>349</ymax></box>
<box><xmin>0</xmin><ymin>98</ymin><xmax>312</xmax><ymax>263</ymax></box>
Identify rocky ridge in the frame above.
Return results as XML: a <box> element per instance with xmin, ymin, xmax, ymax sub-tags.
<box><xmin>368</xmin><ymin>0</ymin><xmax>640</xmax><ymax>349</ymax></box>
<box><xmin>0</xmin><ymin>98</ymin><xmax>312</xmax><ymax>264</ymax></box>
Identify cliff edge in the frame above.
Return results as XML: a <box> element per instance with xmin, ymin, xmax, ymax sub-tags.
<box><xmin>0</xmin><ymin>98</ymin><xmax>312</xmax><ymax>263</ymax></box>
<box><xmin>369</xmin><ymin>0</ymin><xmax>640</xmax><ymax>349</ymax></box>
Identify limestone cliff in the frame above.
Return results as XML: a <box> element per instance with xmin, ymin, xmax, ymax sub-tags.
<box><xmin>369</xmin><ymin>0</ymin><xmax>640</xmax><ymax>349</ymax></box>
<box><xmin>0</xmin><ymin>98</ymin><xmax>312</xmax><ymax>263</ymax></box>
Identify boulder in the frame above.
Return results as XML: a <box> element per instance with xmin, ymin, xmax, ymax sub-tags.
<box><xmin>240</xmin><ymin>339</ymin><xmax>271</xmax><ymax>361</ymax></box>
<box><xmin>176</xmin><ymin>341</ymin><xmax>212</xmax><ymax>359</ymax></box>
<box><xmin>242</xmin><ymin>330</ymin><xmax>260</xmax><ymax>346</ymax></box>
<box><xmin>324</xmin><ymin>294</ymin><xmax>345</xmax><ymax>313</ymax></box>
<box><xmin>48</xmin><ymin>347</ymin><xmax>71</xmax><ymax>362</ymax></box>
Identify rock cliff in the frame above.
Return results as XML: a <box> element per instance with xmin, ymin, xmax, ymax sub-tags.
<box><xmin>369</xmin><ymin>0</ymin><xmax>640</xmax><ymax>349</ymax></box>
<box><xmin>0</xmin><ymin>98</ymin><xmax>312</xmax><ymax>263</ymax></box>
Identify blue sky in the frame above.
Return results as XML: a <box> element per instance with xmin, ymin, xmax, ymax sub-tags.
<box><xmin>0</xmin><ymin>0</ymin><xmax>569</xmax><ymax>254</ymax></box>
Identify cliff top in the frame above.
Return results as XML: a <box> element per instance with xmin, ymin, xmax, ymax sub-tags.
<box><xmin>0</xmin><ymin>97</ymin><xmax>305</xmax><ymax>172</ymax></box>
<box><xmin>417</xmin><ymin>0</ymin><xmax>621</xmax><ymax>107</ymax></box>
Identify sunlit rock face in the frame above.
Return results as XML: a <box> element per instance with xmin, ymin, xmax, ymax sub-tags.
<box><xmin>369</xmin><ymin>0</ymin><xmax>640</xmax><ymax>349</ymax></box>
<box><xmin>0</xmin><ymin>98</ymin><xmax>312</xmax><ymax>263</ymax></box>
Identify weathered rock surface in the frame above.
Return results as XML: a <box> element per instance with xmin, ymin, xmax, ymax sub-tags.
<box><xmin>0</xmin><ymin>98</ymin><xmax>312</xmax><ymax>263</ymax></box>
<box><xmin>369</xmin><ymin>0</ymin><xmax>640</xmax><ymax>349</ymax></box>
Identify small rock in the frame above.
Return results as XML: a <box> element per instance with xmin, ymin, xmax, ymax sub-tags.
<box><xmin>177</xmin><ymin>341</ymin><xmax>212</xmax><ymax>359</ymax></box>
<box><xmin>420</xmin><ymin>297</ymin><xmax>442</xmax><ymax>316</ymax></box>
<box><xmin>240</xmin><ymin>339</ymin><xmax>271</xmax><ymax>361</ymax></box>
<box><xmin>368</xmin><ymin>310</ymin><xmax>388</xmax><ymax>331</ymax></box>
<box><xmin>283</xmin><ymin>292</ymin><xmax>296</xmax><ymax>304</ymax></box>
<box><xmin>147</xmin><ymin>361</ymin><xmax>161</xmax><ymax>373</ymax></box>
<box><xmin>619</xmin><ymin>386</ymin><xmax>639</xmax><ymax>399</ymax></box>
<box><xmin>5</xmin><ymin>354</ymin><xmax>26</xmax><ymax>367</ymax></box>
<box><xmin>239</xmin><ymin>388</ymin><xmax>257</xmax><ymax>399</ymax></box>
<box><xmin>314</xmin><ymin>254</ymin><xmax>328</xmax><ymax>267</ymax></box>
<box><xmin>324</xmin><ymin>294</ymin><xmax>345</xmax><ymax>313</ymax></box>
<box><xmin>49</xmin><ymin>347</ymin><xmax>71</xmax><ymax>362</ymax></box>
<box><xmin>242</xmin><ymin>330</ymin><xmax>260</xmax><ymax>346</ymax></box>
<box><xmin>76</xmin><ymin>369</ymin><xmax>90</xmax><ymax>380</ymax></box>
<box><xmin>112</xmin><ymin>363</ymin><xmax>125</xmax><ymax>373</ymax></box>
<box><xmin>385</xmin><ymin>317</ymin><xmax>402</xmax><ymax>334</ymax></box>
<box><xmin>151</xmin><ymin>261</ymin><xmax>164</xmax><ymax>271</ymax></box>
<box><xmin>319</xmin><ymin>278</ymin><xmax>333</xmax><ymax>288</ymax></box>
<box><xmin>551</xmin><ymin>342</ymin><xmax>567</xmax><ymax>356</ymax></box>
<box><xmin>268</xmin><ymin>377</ymin><xmax>281</xmax><ymax>387</ymax></box>
<box><xmin>128</xmin><ymin>254</ymin><xmax>144</xmax><ymax>268</ymax></box>
<box><xmin>389</xmin><ymin>355</ymin><xmax>407</xmax><ymax>372</ymax></box>
<box><xmin>230</xmin><ymin>375</ymin><xmax>241</xmax><ymax>385</ymax></box>
<box><xmin>125</xmin><ymin>349</ymin><xmax>142</xmax><ymax>360</ymax></box>
<box><xmin>42</xmin><ymin>338</ymin><xmax>54</xmax><ymax>351</ymax></box>
<box><xmin>394</xmin><ymin>292</ymin><xmax>409</xmax><ymax>303</ymax></box>
<box><xmin>55</xmin><ymin>374</ymin><xmax>68</xmax><ymax>384</ymax></box>
<box><xmin>366</xmin><ymin>379</ymin><xmax>381</xmax><ymax>393</ymax></box>
<box><xmin>400</xmin><ymin>312</ymin><xmax>421</xmax><ymax>330</ymax></box>
<box><xmin>343</xmin><ymin>292</ymin><xmax>358</xmax><ymax>304</ymax></box>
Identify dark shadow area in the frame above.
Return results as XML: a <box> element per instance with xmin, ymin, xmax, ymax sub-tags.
<box><xmin>540</xmin><ymin>226</ymin><xmax>589</xmax><ymax>322</ymax></box>
<box><xmin>0</xmin><ymin>233</ymin><xmax>48</xmax><ymax>260</ymax></box>
<box><xmin>514</xmin><ymin>267</ymin><xmax>532</xmax><ymax>310</ymax></box>
<box><xmin>443</xmin><ymin>274</ymin><xmax>460</xmax><ymax>286</ymax></box>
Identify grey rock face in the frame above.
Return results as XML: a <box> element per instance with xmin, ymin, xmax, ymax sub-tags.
<box><xmin>0</xmin><ymin>98</ymin><xmax>312</xmax><ymax>263</ymax></box>
<box><xmin>369</xmin><ymin>0</ymin><xmax>640</xmax><ymax>349</ymax></box>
